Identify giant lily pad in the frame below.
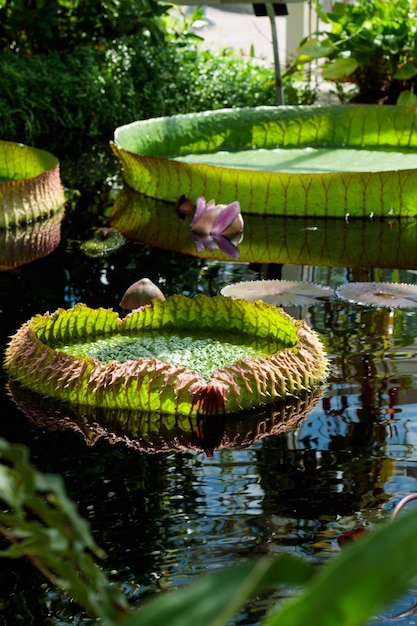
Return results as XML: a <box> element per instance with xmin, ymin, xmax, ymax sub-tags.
<box><xmin>336</xmin><ymin>282</ymin><xmax>417</xmax><ymax>308</ymax></box>
<box><xmin>112</xmin><ymin>105</ymin><xmax>417</xmax><ymax>218</ymax></box>
<box><xmin>4</xmin><ymin>295</ymin><xmax>327</xmax><ymax>416</ymax></box>
<box><xmin>0</xmin><ymin>140</ymin><xmax>66</xmax><ymax>227</ymax></box>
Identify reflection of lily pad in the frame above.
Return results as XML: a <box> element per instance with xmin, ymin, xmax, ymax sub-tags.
<box><xmin>0</xmin><ymin>208</ymin><xmax>64</xmax><ymax>270</ymax></box>
<box><xmin>336</xmin><ymin>282</ymin><xmax>417</xmax><ymax>308</ymax></box>
<box><xmin>112</xmin><ymin>105</ymin><xmax>417</xmax><ymax>218</ymax></box>
<box><xmin>221</xmin><ymin>280</ymin><xmax>334</xmax><ymax>306</ymax></box>
<box><xmin>0</xmin><ymin>140</ymin><xmax>66</xmax><ymax>227</ymax></box>
<box><xmin>110</xmin><ymin>188</ymin><xmax>417</xmax><ymax>269</ymax></box>
<box><xmin>8</xmin><ymin>382</ymin><xmax>322</xmax><ymax>456</ymax></box>
<box><xmin>4</xmin><ymin>296</ymin><xmax>327</xmax><ymax>416</ymax></box>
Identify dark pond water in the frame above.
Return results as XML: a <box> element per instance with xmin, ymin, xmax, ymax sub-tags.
<box><xmin>2</xmin><ymin>147</ymin><xmax>417</xmax><ymax>624</ymax></box>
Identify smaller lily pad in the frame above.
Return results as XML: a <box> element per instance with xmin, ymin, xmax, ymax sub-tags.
<box><xmin>80</xmin><ymin>228</ymin><xmax>126</xmax><ymax>258</ymax></box>
<box><xmin>4</xmin><ymin>295</ymin><xmax>328</xmax><ymax>416</ymax></box>
<box><xmin>0</xmin><ymin>140</ymin><xmax>66</xmax><ymax>227</ymax></box>
<box><xmin>336</xmin><ymin>282</ymin><xmax>417</xmax><ymax>308</ymax></box>
<box><xmin>221</xmin><ymin>280</ymin><xmax>334</xmax><ymax>307</ymax></box>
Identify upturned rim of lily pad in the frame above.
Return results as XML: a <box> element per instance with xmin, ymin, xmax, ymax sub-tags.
<box><xmin>112</xmin><ymin>105</ymin><xmax>417</xmax><ymax>218</ymax></box>
<box><xmin>0</xmin><ymin>140</ymin><xmax>66</xmax><ymax>227</ymax></box>
<box><xmin>4</xmin><ymin>295</ymin><xmax>328</xmax><ymax>416</ymax></box>
<box><xmin>221</xmin><ymin>280</ymin><xmax>334</xmax><ymax>306</ymax></box>
<box><xmin>336</xmin><ymin>282</ymin><xmax>417</xmax><ymax>308</ymax></box>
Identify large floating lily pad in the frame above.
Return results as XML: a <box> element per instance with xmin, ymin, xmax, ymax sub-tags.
<box><xmin>112</xmin><ymin>105</ymin><xmax>417</xmax><ymax>218</ymax></box>
<box><xmin>0</xmin><ymin>140</ymin><xmax>66</xmax><ymax>227</ymax></box>
<box><xmin>221</xmin><ymin>280</ymin><xmax>334</xmax><ymax>306</ymax></box>
<box><xmin>4</xmin><ymin>295</ymin><xmax>327</xmax><ymax>416</ymax></box>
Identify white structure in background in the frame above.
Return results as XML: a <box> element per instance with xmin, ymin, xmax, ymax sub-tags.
<box><xmin>175</xmin><ymin>0</ymin><xmax>312</xmax><ymax>103</ymax></box>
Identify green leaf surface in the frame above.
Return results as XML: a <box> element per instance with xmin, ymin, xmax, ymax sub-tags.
<box><xmin>322</xmin><ymin>57</ymin><xmax>359</xmax><ymax>80</ymax></box>
<box><xmin>394</xmin><ymin>62</ymin><xmax>417</xmax><ymax>80</ymax></box>
<box><xmin>113</xmin><ymin>105</ymin><xmax>417</xmax><ymax>217</ymax></box>
<box><xmin>298</xmin><ymin>38</ymin><xmax>336</xmax><ymax>60</ymax></box>
<box><xmin>124</xmin><ymin>556</ymin><xmax>314</xmax><ymax>626</ymax></box>
<box><xmin>264</xmin><ymin>506</ymin><xmax>417</xmax><ymax>626</ymax></box>
<box><xmin>0</xmin><ymin>438</ymin><xmax>129</xmax><ymax>624</ymax></box>
<box><xmin>397</xmin><ymin>90</ymin><xmax>417</xmax><ymax>107</ymax></box>
<box><xmin>5</xmin><ymin>297</ymin><xmax>328</xmax><ymax>415</ymax></box>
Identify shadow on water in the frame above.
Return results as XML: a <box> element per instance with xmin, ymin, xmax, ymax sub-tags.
<box><xmin>2</xmin><ymin>144</ymin><xmax>417</xmax><ymax>624</ymax></box>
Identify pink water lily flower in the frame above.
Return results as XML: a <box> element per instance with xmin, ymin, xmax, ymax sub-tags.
<box><xmin>190</xmin><ymin>197</ymin><xmax>244</xmax><ymax>259</ymax></box>
<box><xmin>191</xmin><ymin>197</ymin><xmax>244</xmax><ymax>237</ymax></box>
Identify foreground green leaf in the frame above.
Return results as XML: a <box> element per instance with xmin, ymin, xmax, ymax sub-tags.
<box><xmin>124</xmin><ymin>556</ymin><xmax>314</xmax><ymax>626</ymax></box>
<box><xmin>0</xmin><ymin>439</ymin><xmax>129</xmax><ymax>624</ymax></box>
<box><xmin>264</xmin><ymin>506</ymin><xmax>417</xmax><ymax>626</ymax></box>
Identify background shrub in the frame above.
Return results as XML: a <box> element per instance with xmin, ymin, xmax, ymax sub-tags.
<box><xmin>0</xmin><ymin>38</ymin><xmax>312</xmax><ymax>151</ymax></box>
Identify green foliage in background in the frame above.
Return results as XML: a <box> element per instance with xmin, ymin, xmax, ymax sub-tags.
<box><xmin>0</xmin><ymin>40</ymin><xmax>291</xmax><ymax>149</ymax></box>
<box><xmin>2</xmin><ymin>436</ymin><xmax>417</xmax><ymax>626</ymax></box>
<box><xmin>288</xmin><ymin>0</ymin><xmax>417</xmax><ymax>105</ymax></box>
<box><xmin>0</xmin><ymin>0</ymin><xmax>168</xmax><ymax>53</ymax></box>
<box><xmin>0</xmin><ymin>2</ymin><xmax>315</xmax><ymax>149</ymax></box>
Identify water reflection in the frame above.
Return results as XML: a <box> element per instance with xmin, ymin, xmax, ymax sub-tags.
<box><xmin>111</xmin><ymin>188</ymin><xmax>417</xmax><ymax>268</ymax></box>
<box><xmin>7</xmin><ymin>382</ymin><xmax>323</xmax><ymax>456</ymax></box>
<box><xmin>0</xmin><ymin>209</ymin><xmax>64</xmax><ymax>270</ymax></box>
<box><xmin>2</xmin><ymin>182</ymin><xmax>417</xmax><ymax>623</ymax></box>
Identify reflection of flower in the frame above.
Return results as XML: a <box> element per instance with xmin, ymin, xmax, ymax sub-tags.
<box><xmin>190</xmin><ymin>197</ymin><xmax>244</xmax><ymax>259</ymax></box>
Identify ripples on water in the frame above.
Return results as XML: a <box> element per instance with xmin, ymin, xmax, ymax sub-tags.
<box><xmin>2</xmin><ymin>240</ymin><xmax>417</xmax><ymax>624</ymax></box>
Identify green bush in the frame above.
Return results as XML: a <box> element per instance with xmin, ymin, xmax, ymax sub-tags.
<box><xmin>0</xmin><ymin>0</ymin><xmax>168</xmax><ymax>53</ymax></box>
<box><xmin>288</xmin><ymin>0</ymin><xmax>417</xmax><ymax>105</ymax></box>
<box><xmin>0</xmin><ymin>38</ymin><xmax>310</xmax><ymax>150</ymax></box>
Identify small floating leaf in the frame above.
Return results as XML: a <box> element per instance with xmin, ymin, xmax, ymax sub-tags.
<box><xmin>336</xmin><ymin>282</ymin><xmax>417</xmax><ymax>308</ymax></box>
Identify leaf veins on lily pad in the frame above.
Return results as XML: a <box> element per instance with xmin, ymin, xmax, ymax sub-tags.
<box><xmin>336</xmin><ymin>282</ymin><xmax>417</xmax><ymax>308</ymax></box>
<box><xmin>221</xmin><ymin>280</ymin><xmax>334</xmax><ymax>307</ymax></box>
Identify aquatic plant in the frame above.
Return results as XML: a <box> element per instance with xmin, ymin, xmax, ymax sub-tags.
<box><xmin>119</xmin><ymin>277</ymin><xmax>165</xmax><ymax>309</ymax></box>
<box><xmin>190</xmin><ymin>196</ymin><xmax>244</xmax><ymax>259</ymax></box>
<box><xmin>0</xmin><ymin>208</ymin><xmax>64</xmax><ymax>270</ymax></box>
<box><xmin>80</xmin><ymin>227</ymin><xmax>126</xmax><ymax>258</ymax></box>
<box><xmin>110</xmin><ymin>189</ymin><xmax>417</xmax><ymax>269</ymax></box>
<box><xmin>112</xmin><ymin>105</ymin><xmax>417</xmax><ymax>218</ymax></box>
<box><xmin>336</xmin><ymin>281</ymin><xmax>417</xmax><ymax>308</ymax></box>
<box><xmin>4</xmin><ymin>295</ymin><xmax>327</xmax><ymax>416</ymax></box>
<box><xmin>221</xmin><ymin>280</ymin><xmax>334</xmax><ymax>307</ymax></box>
<box><xmin>0</xmin><ymin>140</ymin><xmax>65</xmax><ymax>227</ymax></box>
<box><xmin>8</xmin><ymin>382</ymin><xmax>322</xmax><ymax>456</ymax></box>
